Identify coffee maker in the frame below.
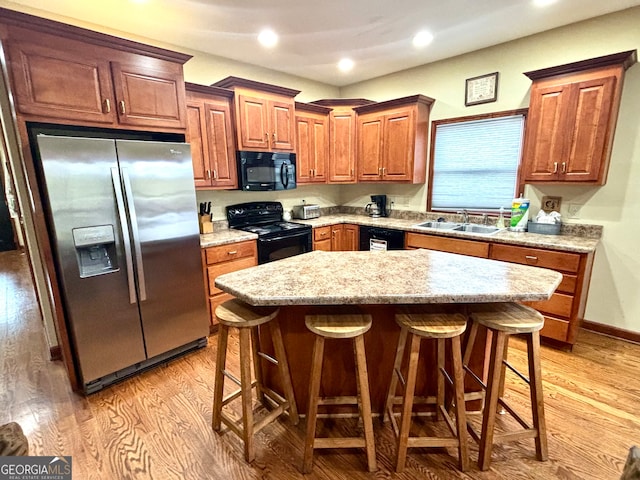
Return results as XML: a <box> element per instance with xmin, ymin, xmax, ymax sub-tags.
<box><xmin>366</xmin><ymin>194</ymin><xmax>388</xmax><ymax>217</ymax></box>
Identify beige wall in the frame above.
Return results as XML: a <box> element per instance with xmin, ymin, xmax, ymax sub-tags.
<box><xmin>340</xmin><ymin>7</ymin><xmax>640</xmax><ymax>334</ymax></box>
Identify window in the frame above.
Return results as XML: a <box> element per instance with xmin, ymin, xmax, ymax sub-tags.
<box><xmin>429</xmin><ymin>111</ymin><xmax>525</xmax><ymax>212</ymax></box>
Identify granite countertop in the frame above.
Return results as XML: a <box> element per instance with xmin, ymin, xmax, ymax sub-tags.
<box><xmin>199</xmin><ymin>213</ymin><xmax>599</xmax><ymax>253</ymax></box>
<box><xmin>215</xmin><ymin>249</ymin><xmax>563</xmax><ymax>306</ymax></box>
<box><xmin>296</xmin><ymin>214</ymin><xmax>600</xmax><ymax>254</ymax></box>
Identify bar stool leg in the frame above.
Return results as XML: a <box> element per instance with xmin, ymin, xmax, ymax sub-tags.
<box><xmin>478</xmin><ymin>330</ymin><xmax>507</xmax><ymax>471</ymax></box>
<box><xmin>436</xmin><ymin>338</ymin><xmax>445</xmax><ymax>421</ymax></box>
<box><xmin>270</xmin><ymin>319</ymin><xmax>299</xmax><ymax>425</ymax></box>
<box><xmin>212</xmin><ymin>324</ymin><xmax>229</xmax><ymax>431</ymax></box>
<box><xmin>395</xmin><ymin>332</ymin><xmax>421</xmax><ymax>473</ymax></box>
<box><xmin>451</xmin><ymin>335</ymin><xmax>469</xmax><ymax>471</ymax></box>
<box><xmin>250</xmin><ymin>327</ymin><xmax>265</xmax><ymax>405</ymax></box>
<box><xmin>303</xmin><ymin>335</ymin><xmax>325</xmax><ymax>474</ymax></box>
<box><xmin>354</xmin><ymin>334</ymin><xmax>377</xmax><ymax>472</ymax></box>
<box><xmin>528</xmin><ymin>331</ymin><xmax>548</xmax><ymax>461</ymax></box>
<box><xmin>239</xmin><ymin>328</ymin><xmax>256</xmax><ymax>463</ymax></box>
<box><xmin>384</xmin><ymin>327</ymin><xmax>408</xmax><ymax>423</ymax></box>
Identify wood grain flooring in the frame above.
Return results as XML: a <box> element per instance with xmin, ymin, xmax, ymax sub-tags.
<box><xmin>1</xmin><ymin>249</ymin><xmax>639</xmax><ymax>479</ymax></box>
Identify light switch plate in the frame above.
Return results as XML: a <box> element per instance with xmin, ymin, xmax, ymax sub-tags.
<box><xmin>567</xmin><ymin>203</ymin><xmax>581</xmax><ymax>219</ymax></box>
<box><xmin>541</xmin><ymin>196</ymin><xmax>561</xmax><ymax>213</ymax></box>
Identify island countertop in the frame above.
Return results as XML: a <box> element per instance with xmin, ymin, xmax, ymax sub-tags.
<box><xmin>215</xmin><ymin>249</ymin><xmax>563</xmax><ymax>306</ymax></box>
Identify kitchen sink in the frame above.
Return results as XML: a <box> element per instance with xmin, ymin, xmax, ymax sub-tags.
<box><xmin>414</xmin><ymin>221</ymin><xmax>460</xmax><ymax>230</ymax></box>
<box><xmin>453</xmin><ymin>224</ymin><xmax>503</xmax><ymax>235</ymax></box>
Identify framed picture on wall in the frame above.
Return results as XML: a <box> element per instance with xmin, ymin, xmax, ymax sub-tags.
<box><xmin>465</xmin><ymin>72</ymin><xmax>499</xmax><ymax>106</ymax></box>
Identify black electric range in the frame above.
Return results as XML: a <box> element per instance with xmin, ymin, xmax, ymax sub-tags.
<box><xmin>226</xmin><ymin>202</ymin><xmax>313</xmax><ymax>264</ymax></box>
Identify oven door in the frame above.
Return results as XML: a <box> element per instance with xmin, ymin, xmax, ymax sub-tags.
<box><xmin>258</xmin><ymin>230</ymin><xmax>312</xmax><ymax>264</ymax></box>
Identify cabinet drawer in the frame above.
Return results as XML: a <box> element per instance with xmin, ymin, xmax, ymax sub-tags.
<box><xmin>207</xmin><ymin>256</ymin><xmax>257</xmax><ymax>295</ymax></box>
<box><xmin>557</xmin><ymin>274</ymin><xmax>578</xmax><ymax>294</ymax></box>
<box><xmin>205</xmin><ymin>240</ymin><xmax>256</xmax><ymax>265</ymax></box>
<box><xmin>524</xmin><ymin>292</ymin><xmax>573</xmax><ymax>319</ymax></box>
<box><xmin>539</xmin><ymin>315</ymin><xmax>569</xmax><ymax>343</ymax></box>
<box><xmin>313</xmin><ymin>226</ymin><xmax>332</xmax><ymax>242</ymax></box>
<box><xmin>490</xmin><ymin>243</ymin><xmax>580</xmax><ymax>273</ymax></box>
<box><xmin>314</xmin><ymin>238</ymin><xmax>332</xmax><ymax>251</ymax></box>
<box><xmin>406</xmin><ymin>233</ymin><xmax>489</xmax><ymax>258</ymax></box>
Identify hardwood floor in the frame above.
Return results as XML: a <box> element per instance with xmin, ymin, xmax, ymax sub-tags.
<box><xmin>1</xmin><ymin>249</ymin><xmax>638</xmax><ymax>479</ymax></box>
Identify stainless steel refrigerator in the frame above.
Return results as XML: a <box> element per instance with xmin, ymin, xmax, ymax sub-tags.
<box><xmin>36</xmin><ymin>133</ymin><xmax>209</xmax><ymax>393</ymax></box>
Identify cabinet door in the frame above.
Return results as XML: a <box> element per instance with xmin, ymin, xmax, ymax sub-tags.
<box><xmin>270</xmin><ymin>99</ymin><xmax>296</xmax><ymax>151</ymax></box>
<box><xmin>186</xmin><ymin>101</ymin><xmax>211</xmax><ymax>188</ymax></box>
<box><xmin>563</xmin><ymin>76</ymin><xmax>616</xmax><ymax>182</ymax></box>
<box><xmin>296</xmin><ymin>115</ymin><xmax>314</xmax><ymax>183</ymax></box>
<box><xmin>329</xmin><ymin>109</ymin><xmax>356</xmax><ymax>183</ymax></box>
<box><xmin>331</xmin><ymin>225</ymin><xmax>344</xmax><ymax>251</ymax></box>
<box><xmin>205</xmin><ymin>101</ymin><xmax>237</xmax><ymax>188</ymax></box>
<box><xmin>6</xmin><ymin>40</ymin><xmax>116</xmax><ymax>124</ymax></box>
<box><xmin>522</xmin><ymin>84</ymin><xmax>571</xmax><ymax>182</ymax></box>
<box><xmin>111</xmin><ymin>61</ymin><xmax>187</xmax><ymax>130</ymax></box>
<box><xmin>312</xmin><ymin>117</ymin><xmax>329</xmax><ymax>181</ymax></box>
<box><xmin>357</xmin><ymin>113</ymin><xmax>383</xmax><ymax>181</ymax></box>
<box><xmin>236</xmin><ymin>94</ymin><xmax>270</xmax><ymax>149</ymax></box>
<box><xmin>383</xmin><ymin>109</ymin><xmax>414</xmax><ymax>181</ymax></box>
<box><xmin>342</xmin><ymin>224</ymin><xmax>360</xmax><ymax>251</ymax></box>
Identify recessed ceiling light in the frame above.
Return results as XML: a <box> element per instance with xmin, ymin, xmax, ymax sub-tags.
<box><xmin>129</xmin><ymin>0</ymin><xmax>149</xmax><ymax>4</ymax></box>
<box><xmin>258</xmin><ymin>29</ymin><xmax>278</xmax><ymax>48</ymax></box>
<box><xmin>413</xmin><ymin>30</ymin><xmax>434</xmax><ymax>48</ymax></box>
<box><xmin>532</xmin><ymin>0</ymin><xmax>558</xmax><ymax>7</ymax></box>
<box><xmin>338</xmin><ymin>58</ymin><xmax>354</xmax><ymax>72</ymax></box>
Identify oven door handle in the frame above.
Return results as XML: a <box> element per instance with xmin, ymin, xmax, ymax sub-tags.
<box><xmin>260</xmin><ymin>230</ymin><xmax>311</xmax><ymax>242</ymax></box>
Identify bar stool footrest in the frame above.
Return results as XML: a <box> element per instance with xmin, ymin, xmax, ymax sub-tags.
<box><xmin>314</xmin><ymin>438</ymin><xmax>367</xmax><ymax>449</ymax></box>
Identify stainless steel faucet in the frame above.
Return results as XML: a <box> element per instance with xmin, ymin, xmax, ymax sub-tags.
<box><xmin>457</xmin><ymin>209</ymin><xmax>469</xmax><ymax>224</ymax></box>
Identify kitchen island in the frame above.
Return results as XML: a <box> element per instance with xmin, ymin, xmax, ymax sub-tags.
<box><xmin>215</xmin><ymin>249</ymin><xmax>562</xmax><ymax>412</ymax></box>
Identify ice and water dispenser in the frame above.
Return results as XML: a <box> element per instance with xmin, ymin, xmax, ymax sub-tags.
<box><xmin>72</xmin><ymin>225</ymin><xmax>119</xmax><ymax>278</ymax></box>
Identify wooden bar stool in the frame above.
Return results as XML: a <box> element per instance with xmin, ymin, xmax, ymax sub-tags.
<box><xmin>212</xmin><ymin>299</ymin><xmax>299</xmax><ymax>463</ymax></box>
<box><xmin>383</xmin><ymin>306</ymin><xmax>469</xmax><ymax>472</ymax></box>
<box><xmin>463</xmin><ymin>302</ymin><xmax>547</xmax><ymax>471</ymax></box>
<box><xmin>302</xmin><ymin>312</ymin><xmax>377</xmax><ymax>473</ymax></box>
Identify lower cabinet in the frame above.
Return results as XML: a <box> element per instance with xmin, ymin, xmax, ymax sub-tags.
<box><xmin>405</xmin><ymin>232</ymin><xmax>593</xmax><ymax>346</ymax></box>
<box><xmin>313</xmin><ymin>224</ymin><xmax>359</xmax><ymax>251</ymax></box>
<box><xmin>201</xmin><ymin>240</ymin><xmax>257</xmax><ymax>332</ymax></box>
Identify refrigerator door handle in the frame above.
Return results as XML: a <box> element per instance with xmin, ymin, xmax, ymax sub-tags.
<box><xmin>111</xmin><ymin>167</ymin><xmax>137</xmax><ymax>304</ymax></box>
<box><xmin>121</xmin><ymin>168</ymin><xmax>147</xmax><ymax>302</ymax></box>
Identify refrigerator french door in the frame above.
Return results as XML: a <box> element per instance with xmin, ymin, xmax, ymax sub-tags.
<box><xmin>36</xmin><ymin>134</ymin><xmax>209</xmax><ymax>393</ymax></box>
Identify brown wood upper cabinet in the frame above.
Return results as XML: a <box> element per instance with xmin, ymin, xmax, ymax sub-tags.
<box><xmin>311</xmin><ymin>99</ymin><xmax>375</xmax><ymax>184</ymax></box>
<box><xmin>521</xmin><ymin>50</ymin><xmax>637</xmax><ymax>185</ymax></box>
<box><xmin>3</xmin><ymin>16</ymin><xmax>190</xmax><ymax>131</ymax></box>
<box><xmin>213</xmin><ymin>76</ymin><xmax>299</xmax><ymax>152</ymax></box>
<box><xmin>186</xmin><ymin>83</ymin><xmax>237</xmax><ymax>189</ymax></box>
<box><xmin>295</xmin><ymin>102</ymin><xmax>330</xmax><ymax>184</ymax></box>
<box><xmin>355</xmin><ymin>95</ymin><xmax>434</xmax><ymax>183</ymax></box>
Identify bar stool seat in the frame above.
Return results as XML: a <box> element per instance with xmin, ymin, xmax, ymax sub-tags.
<box><xmin>303</xmin><ymin>312</ymin><xmax>377</xmax><ymax>473</ymax></box>
<box><xmin>212</xmin><ymin>299</ymin><xmax>298</xmax><ymax>463</ymax></box>
<box><xmin>384</xmin><ymin>307</ymin><xmax>469</xmax><ymax>472</ymax></box>
<box><xmin>463</xmin><ymin>302</ymin><xmax>547</xmax><ymax>471</ymax></box>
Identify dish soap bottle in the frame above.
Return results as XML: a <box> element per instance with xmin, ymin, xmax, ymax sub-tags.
<box><xmin>496</xmin><ymin>207</ymin><xmax>506</xmax><ymax>229</ymax></box>
<box><xmin>510</xmin><ymin>194</ymin><xmax>530</xmax><ymax>231</ymax></box>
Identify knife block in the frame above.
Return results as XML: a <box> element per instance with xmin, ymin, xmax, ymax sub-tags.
<box><xmin>199</xmin><ymin>215</ymin><xmax>213</xmax><ymax>234</ymax></box>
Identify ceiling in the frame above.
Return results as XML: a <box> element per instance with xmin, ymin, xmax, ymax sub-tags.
<box><xmin>3</xmin><ymin>0</ymin><xmax>640</xmax><ymax>86</ymax></box>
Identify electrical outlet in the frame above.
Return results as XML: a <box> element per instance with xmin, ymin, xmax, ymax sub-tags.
<box><xmin>567</xmin><ymin>203</ymin><xmax>581</xmax><ymax>219</ymax></box>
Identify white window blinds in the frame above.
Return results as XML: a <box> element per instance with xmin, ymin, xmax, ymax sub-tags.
<box><xmin>431</xmin><ymin>114</ymin><xmax>525</xmax><ymax>211</ymax></box>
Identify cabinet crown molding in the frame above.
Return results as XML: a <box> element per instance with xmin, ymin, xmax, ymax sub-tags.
<box><xmin>0</xmin><ymin>7</ymin><xmax>192</xmax><ymax>64</ymax></box>
<box><xmin>212</xmin><ymin>76</ymin><xmax>300</xmax><ymax>97</ymax></box>
<box><xmin>311</xmin><ymin>98</ymin><xmax>375</xmax><ymax>107</ymax></box>
<box><xmin>294</xmin><ymin>101</ymin><xmax>332</xmax><ymax>114</ymax></box>
<box><xmin>353</xmin><ymin>94</ymin><xmax>435</xmax><ymax>114</ymax></box>
<box><xmin>523</xmin><ymin>50</ymin><xmax>637</xmax><ymax>81</ymax></box>
<box><xmin>185</xmin><ymin>82</ymin><xmax>234</xmax><ymax>98</ymax></box>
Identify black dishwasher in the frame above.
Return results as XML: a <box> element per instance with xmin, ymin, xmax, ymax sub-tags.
<box><xmin>359</xmin><ymin>226</ymin><xmax>405</xmax><ymax>251</ymax></box>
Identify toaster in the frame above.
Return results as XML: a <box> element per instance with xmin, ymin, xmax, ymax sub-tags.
<box><xmin>292</xmin><ymin>204</ymin><xmax>320</xmax><ymax>220</ymax></box>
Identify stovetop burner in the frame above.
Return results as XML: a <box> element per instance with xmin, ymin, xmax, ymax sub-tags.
<box><xmin>227</xmin><ymin>202</ymin><xmax>312</xmax><ymax>238</ymax></box>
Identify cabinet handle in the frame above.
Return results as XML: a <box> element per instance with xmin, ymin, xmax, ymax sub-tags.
<box><xmin>103</xmin><ymin>98</ymin><xmax>111</xmax><ymax>113</ymax></box>
<box><xmin>310</xmin><ymin>169</ymin><xmax>313</xmax><ymax>177</ymax></box>
<box><xmin>206</xmin><ymin>170</ymin><xmax>211</xmax><ymax>179</ymax></box>
<box><xmin>272</xmin><ymin>133</ymin><xmax>276</xmax><ymax>142</ymax></box>
<box><xmin>119</xmin><ymin>100</ymin><xmax>126</xmax><ymax>115</ymax></box>
<box><xmin>382</xmin><ymin>167</ymin><xmax>386</xmax><ymax>175</ymax></box>
<box><xmin>525</xmin><ymin>255</ymin><xmax>538</xmax><ymax>263</ymax></box>
<box><xmin>312</xmin><ymin>169</ymin><xmax>316</xmax><ymax>176</ymax></box>
<box><xmin>378</xmin><ymin>167</ymin><xmax>383</xmax><ymax>175</ymax></box>
<box><xmin>227</xmin><ymin>250</ymin><xmax>238</xmax><ymax>255</ymax></box>
<box><xmin>561</xmin><ymin>162</ymin><xmax>566</xmax><ymax>173</ymax></box>
<box><xmin>553</xmin><ymin>162</ymin><xmax>558</xmax><ymax>174</ymax></box>
<box><xmin>213</xmin><ymin>170</ymin><xmax>218</xmax><ymax>180</ymax></box>
<box><xmin>351</xmin><ymin>168</ymin><xmax>354</xmax><ymax>176</ymax></box>
<box><xmin>264</xmin><ymin>132</ymin><xmax>269</xmax><ymax>142</ymax></box>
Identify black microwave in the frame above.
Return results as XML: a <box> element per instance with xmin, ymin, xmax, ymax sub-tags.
<box><xmin>237</xmin><ymin>151</ymin><xmax>296</xmax><ymax>191</ymax></box>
